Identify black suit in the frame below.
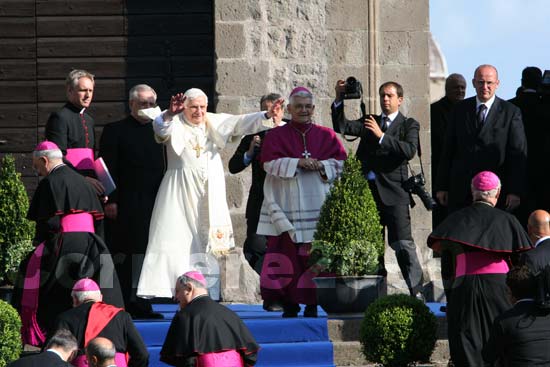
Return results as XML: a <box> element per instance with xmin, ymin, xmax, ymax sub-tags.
<box><xmin>436</xmin><ymin>96</ymin><xmax>528</xmax><ymax>213</ymax></box>
<box><xmin>430</xmin><ymin>96</ymin><xmax>456</xmax><ymax>227</ymax></box>
<box><xmin>7</xmin><ymin>351</ymin><xmax>71</xmax><ymax>367</ymax></box>
<box><xmin>228</xmin><ymin>131</ymin><xmax>269</xmax><ymax>274</ymax></box>
<box><xmin>483</xmin><ymin>300</ymin><xmax>550</xmax><ymax>366</ymax></box>
<box><xmin>331</xmin><ymin>102</ymin><xmax>423</xmax><ymax>295</ymax></box>
<box><xmin>522</xmin><ymin>238</ymin><xmax>550</xmax><ymax>274</ymax></box>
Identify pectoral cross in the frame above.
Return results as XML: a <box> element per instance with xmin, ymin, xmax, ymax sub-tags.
<box><xmin>302</xmin><ymin>150</ymin><xmax>311</xmax><ymax>159</ymax></box>
<box><xmin>192</xmin><ymin>142</ymin><xmax>203</xmax><ymax>158</ymax></box>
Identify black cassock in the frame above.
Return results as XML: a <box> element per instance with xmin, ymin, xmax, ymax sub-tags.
<box><xmin>14</xmin><ymin>165</ymin><xmax>124</xmax><ymax>334</ymax></box>
<box><xmin>161</xmin><ymin>296</ymin><xmax>260</xmax><ymax>367</ymax></box>
<box><xmin>98</xmin><ymin>116</ymin><xmax>165</xmax><ymax>309</ymax></box>
<box><xmin>428</xmin><ymin>202</ymin><xmax>533</xmax><ymax>367</ymax></box>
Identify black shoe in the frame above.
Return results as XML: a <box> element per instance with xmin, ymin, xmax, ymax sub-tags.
<box><xmin>304</xmin><ymin>305</ymin><xmax>318</xmax><ymax>318</ymax></box>
<box><xmin>282</xmin><ymin>303</ymin><xmax>300</xmax><ymax>318</ymax></box>
<box><xmin>263</xmin><ymin>300</ymin><xmax>284</xmax><ymax>312</ymax></box>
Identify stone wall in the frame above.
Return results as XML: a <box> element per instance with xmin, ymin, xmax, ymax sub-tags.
<box><xmin>214</xmin><ymin>0</ymin><xmax>440</xmax><ymax>300</ymax></box>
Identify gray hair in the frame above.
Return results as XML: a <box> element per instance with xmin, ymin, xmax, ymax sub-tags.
<box><xmin>71</xmin><ymin>290</ymin><xmax>102</xmax><ymax>303</ymax></box>
<box><xmin>33</xmin><ymin>149</ymin><xmax>63</xmax><ymax>159</ymax></box>
<box><xmin>129</xmin><ymin>84</ymin><xmax>157</xmax><ymax>102</ymax></box>
<box><xmin>46</xmin><ymin>329</ymin><xmax>78</xmax><ymax>354</ymax></box>
<box><xmin>184</xmin><ymin>88</ymin><xmax>208</xmax><ymax>106</ymax></box>
<box><xmin>289</xmin><ymin>90</ymin><xmax>314</xmax><ymax>105</ymax></box>
<box><xmin>66</xmin><ymin>69</ymin><xmax>95</xmax><ymax>89</ymax></box>
<box><xmin>471</xmin><ymin>186</ymin><xmax>501</xmax><ymax>201</ymax></box>
<box><xmin>86</xmin><ymin>338</ymin><xmax>116</xmax><ymax>365</ymax></box>
<box><xmin>177</xmin><ymin>274</ymin><xmax>206</xmax><ymax>289</ymax></box>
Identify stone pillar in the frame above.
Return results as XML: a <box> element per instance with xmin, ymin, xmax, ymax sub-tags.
<box><xmin>214</xmin><ymin>0</ymin><xmax>437</xmax><ymax>302</ymax></box>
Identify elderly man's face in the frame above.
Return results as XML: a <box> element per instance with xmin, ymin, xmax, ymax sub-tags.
<box><xmin>67</xmin><ymin>77</ymin><xmax>94</xmax><ymax>109</ymax></box>
<box><xmin>287</xmin><ymin>96</ymin><xmax>314</xmax><ymax>124</ymax></box>
<box><xmin>446</xmin><ymin>77</ymin><xmax>467</xmax><ymax>103</ymax></box>
<box><xmin>32</xmin><ymin>156</ymin><xmax>48</xmax><ymax>177</ymax></box>
<box><xmin>130</xmin><ymin>90</ymin><xmax>157</xmax><ymax>123</ymax></box>
<box><xmin>473</xmin><ymin>66</ymin><xmax>499</xmax><ymax>102</ymax></box>
<box><xmin>183</xmin><ymin>96</ymin><xmax>207</xmax><ymax>125</ymax></box>
<box><xmin>174</xmin><ymin>282</ymin><xmax>192</xmax><ymax>309</ymax></box>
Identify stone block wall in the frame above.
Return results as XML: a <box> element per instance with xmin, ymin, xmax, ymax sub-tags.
<box><xmin>215</xmin><ymin>0</ymin><xmax>439</xmax><ymax>299</ymax></box>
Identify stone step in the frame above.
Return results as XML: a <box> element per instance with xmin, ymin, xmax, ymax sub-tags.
<box><xmin>333</xmin><ymin>340</ymin><xmax>450</xmax><ymax>367</ymax></box>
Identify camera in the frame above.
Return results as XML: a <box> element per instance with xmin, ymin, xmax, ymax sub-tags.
<box><xmin>343</xmin><ymin>76</ymin><xmax>363</xmax><ymax>99</ymax></box>
<box><xmin>402</xmin><ymin>173</ymin><xmax>437</xmax><ymax>211</ymax></box>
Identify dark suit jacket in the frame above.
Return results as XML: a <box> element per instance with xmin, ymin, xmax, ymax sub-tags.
<box><xmin>436</xmin><ymin>96</ymin><xmax>527</xmax><ymax>211</ymax></box>
<box><xmin>483</xmin><ymin>300</ymin><xmax>550</xmax><ymax>366</ymax></box>
<box><xmin>7</xmin><ymin>351</ymin><xmax>71</xmax><ymax>367</ymax></box>
<box><xmin>331</xmin><ymin>102</ymin><xmax>419</xmax><ymax>206</ymax></box>
<box><xmin>430</xmin><ymin>96</ymin><xmax>455</xmax><ymax>189</ymax></box>
<box><xmin>45</xmin><ymin>103</ymin><xmax>95</xmax><ymax>153</ymax></box>
<box><xmin>522</xmin><ymin>238</ymin><xmax>550</xmax><ymax>274</ymax></box>
<box><xmin>228</xmin><ymin>131</ymin><xmax>268</xmax><ymax>232</ymax></box>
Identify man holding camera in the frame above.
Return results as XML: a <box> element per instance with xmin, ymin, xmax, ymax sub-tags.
<box><xmin>331</xmin><ymin>79</ymin><xmax>424</xmax><ymax>298</ymax></box>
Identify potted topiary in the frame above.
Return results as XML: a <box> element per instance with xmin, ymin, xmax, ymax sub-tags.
<box><xmin>360</xmin><ymin>294</ymin><xmax>437</xmax><ymax>367</ymax></box>
<box><xmin>310</xmin><ymin>153</ymin><xmax>386</xmax><ymax>313</ymax></box>
<box><xmin>0</xmin><ymin>299</ymin><xmax>22</xmax><ymax>367</ymax></box>
<box><xmin>0</xmin><ymin>154</ymin><xmax>35</xmax><ymax>302</ymax></box>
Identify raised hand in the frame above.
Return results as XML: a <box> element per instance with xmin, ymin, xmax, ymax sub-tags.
<box><xmin>166</xmin><ymin>93</ymin><xmax>187</xmax><ymax>118</ymax></box>
<box><xmin>266</xmin><ymin>98</ymin><xmax>285</xmax><ymax>119</ymax></box>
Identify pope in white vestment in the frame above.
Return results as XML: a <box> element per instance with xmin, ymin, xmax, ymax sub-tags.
<box><xmin>137</xmin><ymin>88</ymin><xmax>280</xmax><ymax>299</ymax></box>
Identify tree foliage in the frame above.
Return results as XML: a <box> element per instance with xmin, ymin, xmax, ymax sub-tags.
<box><xmin>360</xmin><ymin>294</ymin><xmax>438</xmax><ymax>366</ymax></box>
<box><xmin>311</xmin><ymin>153</ymin><xmax>384</xmax><ymax>275</ymax></box>
<box><xmin>0</xmin><ymin>155</ymin><xmax>34</xmax><ymax>284</ymax></box>
<box><xmin>0</xmin><ymin>300</ymin><xmax>22</xmax><ymax>367</ymax></box>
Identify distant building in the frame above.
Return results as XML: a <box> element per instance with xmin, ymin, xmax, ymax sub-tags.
<box><xmin>429</xmin><ymin>33</ymin><xmax>448</xmax><ymax>102</ymax></box>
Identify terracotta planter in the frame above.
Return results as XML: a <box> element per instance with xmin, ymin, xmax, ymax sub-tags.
<box><xmin>313</xmin><ymin>275</ymin><xmax>386</xmax><ymax>314</ymax></box>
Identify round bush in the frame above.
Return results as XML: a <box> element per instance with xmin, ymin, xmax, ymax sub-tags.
<box><xmin>0</xmin><ymin>300</ymin><xmax>22</xmax><ymax>367</ymax></box>
<box><xmin>360</xmin><ymin>294</ymin><xmax>437</xmax><ymax>367</ymax></box>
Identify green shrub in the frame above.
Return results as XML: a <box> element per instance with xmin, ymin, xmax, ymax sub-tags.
<box><xmin>360</xmin><ymin>294</ymin><xmax>438</xmax><ymax>367</ymax></box>
<box><xmin>0</xmin><ymin>155</ymin><xmax>35</xmax><ymax>284</ymax></box>
<box><xmin>311</xmin><ymin>153</ymin><xmax>384</xmax><ymax>275</ymax></box>
<box><xmin>0</xmin><ymin>300</ymin><xmax>22</xmax><ymax>367</ymax></box>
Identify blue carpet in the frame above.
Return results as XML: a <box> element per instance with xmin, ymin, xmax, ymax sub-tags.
<box><xmin>135</xmin><ymin>304</ymin><xmax>334</xmax><ymax>367</ymax></box>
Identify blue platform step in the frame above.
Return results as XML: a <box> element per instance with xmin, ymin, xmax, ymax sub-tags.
<box><xmin>135</xmin><ymin>304</ymin><xmax>334</xmax><ymax>367</ymax></box>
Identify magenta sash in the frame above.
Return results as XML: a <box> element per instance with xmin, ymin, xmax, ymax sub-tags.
<box><xmin>60</xmin><ymin>213</ymin><xmax>95</xmax><ymax>233</ymax></box>
<box><xmin>20</xmin><ymin>242</ymin><xmax>46</xmax><ymax>346</ymax></box>
<box><xmin>72</xmin><ymin>352</ymin><xmax>127</xmax><ymax>367</ymax></box>
<box><xmin>66</xmin><ymin>148</ymin><xmax>95</xmax><ymax>171</ymax></box>
<box><xmin>196</xmin><ymin>350</ymin><xmax>244</xmax><ymax>367</ymax></box>
<box><xmin>455</xmin><ymin>252</ymin><xmax>510</xmax><ymax>277</ymax></box>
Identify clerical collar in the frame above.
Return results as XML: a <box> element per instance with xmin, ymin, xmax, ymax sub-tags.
<box><xmin>515</xmin><ymin>298</ymin><xmax>535</xmax><ymax>305</ymax></box>
<box><xmin>46</xmin><ymin>349</ymin><xmax>64</xmax><ymax>360</ymax></box>
<box><xmin>48</xmin><ymin>163</ymin><xmax>66</xmax><ymax>175</ymax></box>
<box><xmin>289</xmin><ymin>120</ymin><xmax>313</xmax><ymax>133</ymax></box>
<box><xmin>535</xmin><ymin>236</ymin><xmax>550</xmax><ymax>247</ymax></box>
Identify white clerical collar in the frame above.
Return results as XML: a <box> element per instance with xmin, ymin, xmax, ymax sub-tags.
<box><xmin>535</xmin><ymin>236</ymin><xmax>550</xmax><ymax>247</ymax></box>
<box><xmin>515</xmin><ymin>298</ymin><xmax>535</xmax><ymax>305</ymax></box>
<box><xmin>476</xmin><ymin>95</ymin><xmax>496</xmax><ymax>112</ymax></box>
<box><xmin>80</xmin><ymin>108</ymin><xmax>86</xmax><ymax>115</ymax></box>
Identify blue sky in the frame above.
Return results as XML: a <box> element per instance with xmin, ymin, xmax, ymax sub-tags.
<box><xmin>430</xmin><ymin>0</ymin><xmax>550</xmax><ymax>99</ymax></box>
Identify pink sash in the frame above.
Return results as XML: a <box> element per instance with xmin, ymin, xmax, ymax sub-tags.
<box><xmin>60</xmin><ymin>213</ymin><xmax>95</xmax><ymax>233</ymax></box>
<box><xmin>196</xmin><ymin>350</ymin><xmax>243</xmax><ymax>367</ymax></box>
<box><xmin>66</xmin><ymin>148</ymin><xmax>95</xmax><ymax>171</ymax></box>
<box><xmin>72</xmin><ymin>352</ymin><xmax>127</xmax><ymax>367</ymax></box>
<box><xmin>20</xmin><ymin>242</ymin><xmax>46</xmax><ymax>346</ymax></box>
<box><xmin>455</xmin><ymin>252</ymin><xmax>510</xmax><ymax>277</ymax></box>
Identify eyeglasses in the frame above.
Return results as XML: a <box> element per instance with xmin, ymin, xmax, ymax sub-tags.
<box><xmin>474</xmin><ymin>80</ymin><xmax>496</xmax><ymax>87</ymax></box>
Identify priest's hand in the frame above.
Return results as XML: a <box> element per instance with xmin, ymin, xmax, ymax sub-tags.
<box><xmin>436</xmin><ymin>191</ymin><xmax>448</xmax><ymax>206</ymax></box>
<box><xmin>266</xmin><ymin>98</ymin><xmax>285</xmax><ymax>119</ymax></box>
<box><xmin>298</xmin><ymin>158</ymin><xmax>322</xmax><ymax>171</ymax></box>
<box><xmin>364</xmin><ymin>115</ymin><xmax>383</xmax><ymax>139</ymax></box>
<box><xmin>85</xmin><ymin>176</ymin><xmax>106</xmax><ymax>195</ymax></box>
<box><xmin>104</xmin><ymin>203</ymin><xmax>118</xmax><ymax>220</ymax></box>
<box><xmin>165</xmin><ymin>93</ymin><xmax>187</xmax><ymax>119</ymax></box>
<box><xmin>247</xmin><ymin>135</ymin><xmax>261</xmax><ymax>157</ymax></box>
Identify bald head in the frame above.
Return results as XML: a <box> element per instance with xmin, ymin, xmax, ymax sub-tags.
<box><xmin>86</xmin><ymin>337</ymin><xmax>116</xmax><ymax>367</ymax></box>
<box><xmin>527</xmin><ymin>210</ymin><xmax>550</xmax><ymax>243</ymax></box>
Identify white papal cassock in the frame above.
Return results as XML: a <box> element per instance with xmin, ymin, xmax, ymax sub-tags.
<box><xmin>137</xmin><ymin>110</ymin><xmax>272</xmax><ymax>299</ymax></box>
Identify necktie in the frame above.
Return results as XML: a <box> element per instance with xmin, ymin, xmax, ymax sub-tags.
<box><xmin>477</xmin><ymin>104</ymin><xmax>487</xmax><ymax>128</ymax></box>
<box><xmin>381</xmin><ymin>116</ymin><xmax>389</xmax><ymax>132</ymax></box>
